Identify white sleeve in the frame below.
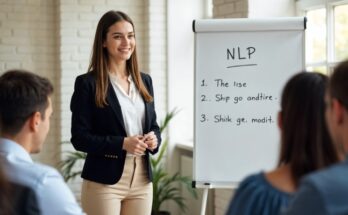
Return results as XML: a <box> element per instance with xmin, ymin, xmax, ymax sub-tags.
<box><xmin>36</xmin><ymin>169</ymin><xmax>85</xmax><ymax>215</ymax></box>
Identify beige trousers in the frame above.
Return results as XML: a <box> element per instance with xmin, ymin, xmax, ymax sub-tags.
<box><xmin>81</xmin><ymin>156</ymin><xmax>153</xmax><ymax>215</ymax></box>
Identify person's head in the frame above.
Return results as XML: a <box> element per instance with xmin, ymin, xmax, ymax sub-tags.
<box><xmin>89</xmin><ymin>10</ymin><xmax>152</xmax><ymax>107</ymax></box>
<box><xmin>0</xmin><ymin>70</ymin><xmax>53</xmax><ymax>153</ymax></box>
<box><xmin>278</xmin><ymin>72</ymin><xmax>339</xmax><ymax>186</ymax></box>
<box><xmin>325</xmin><ymin>60</ymin><xmax>348</xmax><ymax>154</ymax></box>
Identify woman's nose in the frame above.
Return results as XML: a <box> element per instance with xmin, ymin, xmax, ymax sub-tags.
<box><xmin>121</xmin><ymin>36</ymin><xmax>129</xmax><ymax>45</ymax></box>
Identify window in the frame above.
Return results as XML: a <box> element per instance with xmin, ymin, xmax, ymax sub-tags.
<box><xmin>297</xmin><ymin>0</ymin><xmax>348</xmax><ymax>75</ymax></box>
<box><xmin>168</xmin><ymin>0</ymin><xmax>212</xmax><ymax>145</ymax></box>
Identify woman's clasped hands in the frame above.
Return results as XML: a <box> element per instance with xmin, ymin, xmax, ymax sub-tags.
<box><xmin>123</xmin><ymin>131</ymin><xmax>158</xmax><ymax>156</ymax></box>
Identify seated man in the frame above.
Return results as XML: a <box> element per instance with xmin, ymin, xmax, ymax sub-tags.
<box><xmin>0</xmin><ymin>70</ymin><xmax>85</xmax><ymax>215</ymax></box>
<box><xmin>284</xmin><ymin>60</ymin><xmax>348</xmax><ymax>215</ymax></box>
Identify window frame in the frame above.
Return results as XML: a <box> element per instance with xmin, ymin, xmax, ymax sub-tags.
<box><xmin>296</xmin><ymin>0</ymin><xmax>348</xmax><ymax>74</ymax></box>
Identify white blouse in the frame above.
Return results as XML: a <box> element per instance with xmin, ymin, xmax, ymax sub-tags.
<box><xmin>109</xmin><ymin>73</ymin><xmax>145</xmax><ymax>156</ymax></box>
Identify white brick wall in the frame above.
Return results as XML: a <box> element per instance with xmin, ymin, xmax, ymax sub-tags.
<box><xmin>144</xmin><ymin>0</ymin><xmax>167</xmax><ymax>122</ymax></box>
<box><xmin>0</xmin><ymin>0</ymin><xmax>60</xmax><ymax>167</ymax></box>
<box><xmin>215</xmin><ymin>189</ymin><xmax>234</xmax><ymax>215</ymax></box>
<box><xmin>213</xmin><ymin>0</ymin><xmax>248</xmax><ymax>18</ymax></box>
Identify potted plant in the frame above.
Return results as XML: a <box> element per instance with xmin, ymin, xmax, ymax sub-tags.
<box><xmin>59</xmin><ymin>109</ymin><xmax>197</xmax><ymax>214</ymax></box>
<box><xmin>59</xmin><ymin>146</ymin><xmax>85</xmax><ymax>181</ymax></box>
<box><xmin>151</xmin><ymin>109</ymin><xmax>197</xmax><ymax>215</ymax></box>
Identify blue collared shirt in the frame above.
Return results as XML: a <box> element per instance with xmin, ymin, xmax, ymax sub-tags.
<box><xmin>0</xmin><ymin>138</ymin><xmax>85</xmax><ymax>215</ymax></box>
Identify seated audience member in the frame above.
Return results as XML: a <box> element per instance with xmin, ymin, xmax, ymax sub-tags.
<box><xmin>226</xmin><ymin>72</ymin><xmax>340</xmax><ymax>215</ymax></box>
<box><xmin>0</xmin><ymin>70</ymin><xmax>85</xmax><ymax>215</ymax></box>
<box><xmin>0</xmin><ymin>164</ymin><xmax>40</xmax><ymax>215</ymax></box>
<box><xmin>284</xmin><ymin>60</ymin><xmax>348</xmax><ymax>215</ymax></box>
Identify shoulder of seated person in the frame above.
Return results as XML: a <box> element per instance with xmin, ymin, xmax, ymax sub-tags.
<box><xmin>27</xmin><ymin>163</ymin><xmax>63</xmax><ymax>182</ymax></box>
<box><xmin>302</xmin><ymin>162</ymin><xmax>348</xmax><ymax>186</ymax></box>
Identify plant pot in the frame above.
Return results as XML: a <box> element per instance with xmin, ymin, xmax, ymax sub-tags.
<box><xmin>151</xmin><ymin>211</ymin><xmax>170</xmax><ymax>215</ymax></box>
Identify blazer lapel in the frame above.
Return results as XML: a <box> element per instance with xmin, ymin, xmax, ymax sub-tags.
<box><xmin>106</xmin><ymin>82</ymin><xmax>126</xmax><ymax>133</ymax></box>
<box><xmin>141</xmin><ymin>74</ymin><xmax>151</xmax><ymax>134</ymax></box>
<box><xmin>144</xmin><ymin>100</ymin><xmax>151</xmax><ymax>134</ymax></box>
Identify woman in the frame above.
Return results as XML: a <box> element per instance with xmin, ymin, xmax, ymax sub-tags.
<box><xmin>70</xmin><ymin>11</ymin><xmax>161</xmax><ymax>215</ymax></box>
<box><xmin>226</xmin><ymin>72</ymin><xmax>340</xmax><ymax>215</ymax></box>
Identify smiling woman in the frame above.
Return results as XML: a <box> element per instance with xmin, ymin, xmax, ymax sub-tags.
<box><xmin>70</xmin><ymin>10</ymin><xmax>161</xmax><ymax>215</ymax></box>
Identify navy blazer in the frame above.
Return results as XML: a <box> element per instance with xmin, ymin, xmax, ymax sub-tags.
<box><xmin>70</xmin><ymin>72</ymin><xmax>161</xmax><ymax>185</ymax></box>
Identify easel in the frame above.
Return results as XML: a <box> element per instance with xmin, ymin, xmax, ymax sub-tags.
<box><xmin>195</xmin><ymin>182</ymin><xmax>238</xmax><ymax>215</ymax></box>
<box><xmin>200</xmin><ymin>183</ymin><xmax>212</xmax><ymax>215</ymax></box>
<box><xmin>193</xmin><ymin>17</ymin><xmax>306</xmax><ymax>215</ymax></box>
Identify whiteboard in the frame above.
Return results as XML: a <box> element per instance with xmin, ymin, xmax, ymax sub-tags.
<box><xmin>193</xmin><ymin>17</ymin><xmax>305</xmax><ymax>188</ymax></box>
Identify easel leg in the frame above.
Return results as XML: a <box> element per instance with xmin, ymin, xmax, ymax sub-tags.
<box><xmin>200</xmin><ymin>188</ymin><xmax>209</xmax><ymax>215</ymax></box>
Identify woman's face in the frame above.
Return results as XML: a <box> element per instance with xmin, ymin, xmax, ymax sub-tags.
<box><xmin>103</xmin><ymin>20</ymin><xmax>135</xmax><ymax>63</ymax></box>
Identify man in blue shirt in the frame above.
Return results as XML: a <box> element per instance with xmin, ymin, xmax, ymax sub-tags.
<box><xmin>0</xmin><ymin>70</ymin><xmax>85</xmax><ymax>215</ymax></box>
<box><xmin>284</xmin><ymin>60</ymin><xmax>348</xmax><ymax>215</ymax></box>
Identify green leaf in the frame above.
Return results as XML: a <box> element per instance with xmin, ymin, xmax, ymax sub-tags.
<box><xmin>58</xmin><ymin>151</ymin><xmax>86</xmax><ymax>181</ymax></box>
<box><xmin>159</xmin><ymin>108</ymin><xmax>179</xmax><ymax>133</ymax></box>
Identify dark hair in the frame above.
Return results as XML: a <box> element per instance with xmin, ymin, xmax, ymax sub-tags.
<box><xmin>88</xmin><ymin>10</ymin><xmax>152</xmax><ymax>107</ymax></box>
<box><xmin>0</xmin><ymin>165</ymin><xmax>11</xmax><ymax>215</ymax></box>
<box><xmin>328</xmin><ymin>60</ymin><xmax>348</xmax><ymax>110</ymax></box>
<box><xmin>0</xmin><ymin>70</ymin><xmax>53</xmax><ymax>135</ymax></box>
<box><xmin>278</xmin><ymin>72</ymin><xmax>339</xmax><ymax>186</ymax></box>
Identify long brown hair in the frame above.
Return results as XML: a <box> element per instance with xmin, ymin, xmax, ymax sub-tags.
<box><xmin>88</xmin><ymin>10</ymin><xmax>153</xmax><ymax>107</ymax></box>
<box><xmin>278</xmin><ymin>72</ymin><xmax>339</xmax><ymax>186</ymax></box>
